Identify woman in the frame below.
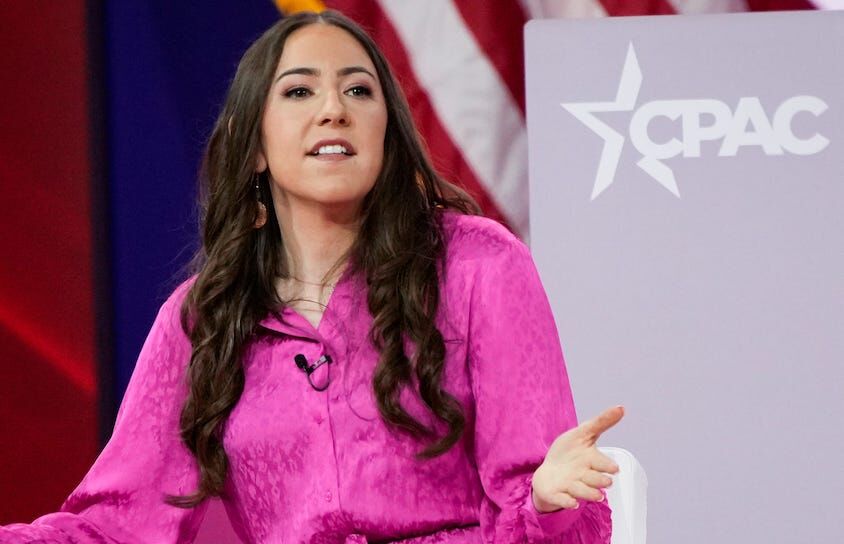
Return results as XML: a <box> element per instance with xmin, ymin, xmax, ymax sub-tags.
<box><xmin>2</xmin><ymin>10</ymin><xmax>623</xmax><ymax>543</ymax></box>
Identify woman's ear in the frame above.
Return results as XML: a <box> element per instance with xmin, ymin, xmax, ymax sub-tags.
<box><xmin>231</xmin><ymin>115</ymin><xmax>268</xmax><ymax>173</ymax></box>
<box><xmin>255</xmin><ymin>151</ymin><xmax>267</xmax><ymax>173</ymax></box>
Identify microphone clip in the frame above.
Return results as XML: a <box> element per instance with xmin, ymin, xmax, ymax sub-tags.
<box><xmin>294</xmin><ymin>353</ymin><xmax>333</xmax><ymax>391</ymax></box>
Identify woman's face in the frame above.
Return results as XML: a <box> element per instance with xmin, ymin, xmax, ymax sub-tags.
<box><xmin>257</xmin><ymin>23</ymin><xmax>388</xmax><ymax>215</ymax></box>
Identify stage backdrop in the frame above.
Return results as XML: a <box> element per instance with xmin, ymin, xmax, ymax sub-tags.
<box><xmin>526</xmin><ymin>10</ymin><xmax>843</xmax><ymax>544</ymax></box>
<box><xmin>0</xmin><ymin>1</ymin><xmax>99</xmax><ymax>524</ymax></box>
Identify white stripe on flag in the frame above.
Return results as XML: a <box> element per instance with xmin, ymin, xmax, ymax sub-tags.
<box><xmin>519</xmin><ymin>0</ymin><xmax>607</xmax><ymax>19</ymax></box>
<box><xmin>377</xmin><ymin>0</ymin><xmax>530</xmax><ymax>235</ymax></box>
<box><xmin>668</xmin><ymin>0</ymin><xmax>748</xmax><ymax>13</ymax></box>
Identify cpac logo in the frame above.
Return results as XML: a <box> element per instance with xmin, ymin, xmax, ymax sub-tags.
<box><xmin>562</xmin><ymin>43</ymin><xmax>829</xmax><ymax>199</ymax></box>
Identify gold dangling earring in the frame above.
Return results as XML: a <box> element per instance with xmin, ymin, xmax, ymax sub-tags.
<box><xmin>254</xmin><ymin>172</ymin><xmax>267</xmax><ymax>229</ymax></box>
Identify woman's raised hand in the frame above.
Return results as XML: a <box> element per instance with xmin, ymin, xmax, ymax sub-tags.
<box><xmin>531</xmin><ymin>405</ymin><xmax>625</xmax><ymax>512</ymax></box>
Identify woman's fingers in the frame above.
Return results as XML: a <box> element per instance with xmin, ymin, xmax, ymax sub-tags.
<box><xmin>588</xmin><ymin>450</ymin><xmax>620</xmax><ymax>474</ymax></box>
<box><xmin>580</xmin><ymin>469</ymin><xmax>614</xmax><ymax>490</ymax></box>
<box><xmin>534</xmin><ymin>488</ymin><xmax>579</xmax><ymax>511</ymax></box>
<box><xmin>553</xmin><ymin>492</ymin><xmax>580</xmax><ymax>509</ymax></box>
<box><xmin>580</xmin><ymin>405</ymin><xmax>625</xmax><ymax>442</ymax></box>
<box><xmin>536</xmin><ymin>409</ymin><xmax>625</xmax><ymax>510</ymax></box>
<box><xmin>566</xmin><ymin>480</ymin><xmax>605</xmax><ymax>502</ymax></box>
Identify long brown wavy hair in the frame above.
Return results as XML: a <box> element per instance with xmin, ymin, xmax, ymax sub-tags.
<box><xmin>167</xmin><ymin>10</ymin><xmax>481</xmax><ymax>508</ymax></box>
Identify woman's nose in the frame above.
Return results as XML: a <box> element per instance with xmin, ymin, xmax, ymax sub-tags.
<box><xmin>317</xmin><ymin>91</ymin><xmax>349</xmax><ymax>126</ymax></box>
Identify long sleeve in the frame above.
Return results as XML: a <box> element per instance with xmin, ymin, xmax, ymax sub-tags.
<box><xmin>1</xmin><ymin>282</ymin><xmax>209</xmax><ymax>544</ymax></box>
<box><xmin>467</xmin><ymin>235</ymin><xmax>612</xmax><ymax>543</ymax></box>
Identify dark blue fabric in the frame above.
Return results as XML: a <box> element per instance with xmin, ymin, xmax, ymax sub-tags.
<box><xmin>105</xmin><ymin>2</ymin><xmax>279</xmax><ymax>403</ymax></box>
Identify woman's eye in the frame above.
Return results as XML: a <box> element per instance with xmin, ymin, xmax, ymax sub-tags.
<box><xmin>346</xmin><ymin>85</ymin><xmax>372</xmax><ymax>98</ymax></box>
<box><xmin>284</xmin><ymin>87</ymin><xmax>311</xmax><ymax>99</ymax></box>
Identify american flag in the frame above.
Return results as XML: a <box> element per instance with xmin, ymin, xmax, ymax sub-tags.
<box><xmin>274</xmin><ymin>0</ymin><xmax>825</xmax><ymax>238</ymax></box>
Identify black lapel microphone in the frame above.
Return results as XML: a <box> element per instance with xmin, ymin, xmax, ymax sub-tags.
<box><xmin>294</xmin><ymin>353</ymin><xmax>333</xmax><ymax>391</ymax></box>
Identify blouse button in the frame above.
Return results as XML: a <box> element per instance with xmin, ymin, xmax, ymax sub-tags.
<box><xmin>324</xmin><ymin>490</ymin><xmax>333</xmax><ymax>502</ymax></box>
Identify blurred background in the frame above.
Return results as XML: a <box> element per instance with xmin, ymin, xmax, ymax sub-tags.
<box><xmin>0</xmin><ymin>0</ymin><xmax>835</xmax><ymax>529</ymax></box>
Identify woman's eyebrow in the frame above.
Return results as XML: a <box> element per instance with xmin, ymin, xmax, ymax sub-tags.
<box><xmin>275</xmin><ymin>66</ymin><xmax>376</xmax><ymax>82</ymax></box>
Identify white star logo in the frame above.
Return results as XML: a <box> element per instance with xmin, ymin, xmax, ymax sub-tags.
<box><xmin>561</xmin><ymin>43</ymin><xmax>680</xmax><ymax>200</ymax></box>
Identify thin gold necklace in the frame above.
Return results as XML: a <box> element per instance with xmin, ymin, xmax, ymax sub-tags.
<box><xmin>280</xmin><ymin>275</ymin><xmax>338</xmax><ymax>311</ymax></box>
<box><xmin>288</xmin><ymin>275</ymin><xmax>337</xmax><ymax>288</ymax></box>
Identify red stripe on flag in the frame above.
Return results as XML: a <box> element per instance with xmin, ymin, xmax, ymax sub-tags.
<box><xmin>746</xmin><ymin>0</ymin><xmax>817</xmax><ymax>9</ymax></box>
<box><xmin>452</xmin><ymin>0</ymin><xmax>528</xmax><ymax>115</ymax></box>
<box><xmin>325</xmin><ymin>0</ymin><xmax>511</xmax><ymax>228</ymax></box>
<box><xmin>598</xmin><ymin>0</ymin><xmax>677</xmax><ymax>15</ymax></box>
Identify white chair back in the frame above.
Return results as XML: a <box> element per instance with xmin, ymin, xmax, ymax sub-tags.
<box><xmin>598</xmin><ymin>447</ymin><xmax>648</xmax><ymax>544</ymax></box>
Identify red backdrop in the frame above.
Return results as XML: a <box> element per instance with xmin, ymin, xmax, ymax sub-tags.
<box><xmin>0</xmin><ymin>1</ymin><xmax>98</xmax><ymax>523</ymax></box>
